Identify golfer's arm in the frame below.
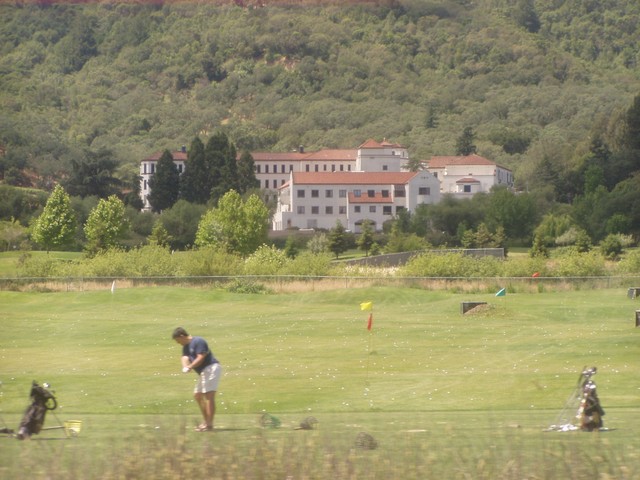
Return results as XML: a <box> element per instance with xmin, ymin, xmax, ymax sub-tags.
<box><xmin>188</xmin><ymin>353</ymin><xmax>206</xmax><ymax>370</ymax></box>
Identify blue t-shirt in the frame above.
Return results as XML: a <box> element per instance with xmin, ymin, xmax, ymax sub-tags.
<box><xmin>182</xmin><ymin>336</ymin><xmax>218</xmax><ymax>374</ymax></box>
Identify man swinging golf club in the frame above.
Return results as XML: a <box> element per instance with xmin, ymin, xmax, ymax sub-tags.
<box><xmin>172</xmin><ymin>327</ymin><xmax>222</xmax><ymax>432</ymax></box>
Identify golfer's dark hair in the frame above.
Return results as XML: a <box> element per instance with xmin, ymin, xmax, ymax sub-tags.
<box><xmin>172</xmin><ymin>327</ymin><xmax>189</xmax><ymax>339</ymax></box>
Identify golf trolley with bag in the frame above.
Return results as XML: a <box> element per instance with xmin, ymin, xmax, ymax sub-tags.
<box><xmin>546</xmin><ymin>366</ymin><xmax>606</xmax><ymax>432</ymax></box>
<box><xmin>15</xmin><ymin>381</ymin><xmax>81</xmax><ymax>440</ymax></box>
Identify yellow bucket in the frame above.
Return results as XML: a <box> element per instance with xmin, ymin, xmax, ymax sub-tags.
<box><xmin>64</xmin><ymin>420</ymin><xmax>82</xmax><ymax>437</ymax></box>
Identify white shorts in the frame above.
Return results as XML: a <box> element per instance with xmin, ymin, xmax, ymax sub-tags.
<box><xmin>194</xmin><ymin>363</ymin><xmax>222</xmax><ymax>394</ymax></box>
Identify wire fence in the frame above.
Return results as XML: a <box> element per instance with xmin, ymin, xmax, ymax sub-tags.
<box><xmin>2</xmin><ymin>274</ymin><xmax>640</xmax><ymax>294</ymax></box>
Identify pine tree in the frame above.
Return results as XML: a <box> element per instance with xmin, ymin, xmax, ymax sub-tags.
<box><xmin>357</xmin><ymin>220</ymin><xmax>375</xmax><ymax>256</ymax></box>
<box><xmin>327</xmin><ymin>220</ymin><xmax>349</xmax><ymax>259</ymax></box>
<box><xmin>148</xmin><ymin>150</ymin><xmax>180</xmax><ymax>212</ymax></box>
<box><xmin>207</xmin><ymin>132</ymin><xmax>238</xmax><ymax>205</ymax></box>
<box><xmin>180</xmin><ymin>137</ymin><xmax>209</xmax><ymax>204</ymax></box>
<box><xmin>455</xmin><ymin>127</ymin><xmax>477</xmax><ymax>156</ymax></box>
<box><xmin>237</xmin><ymin>150</ymin><xmax>260</xmax><ymax>194</ymax></box>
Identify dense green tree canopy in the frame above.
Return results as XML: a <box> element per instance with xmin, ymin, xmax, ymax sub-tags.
<box><xmin>195</xmin><ymin>190</ymin><xmax>269</xmax><ymax>256</ymax></box>
<box><xmin>31</xmin><ymin>184</ymin><xmax>76</xmax><ymax>252</ymax></box>
<box><xmin>84</xmin><ymin>195</ymin><xmax>130</xmax><ymax>254</ymax></box>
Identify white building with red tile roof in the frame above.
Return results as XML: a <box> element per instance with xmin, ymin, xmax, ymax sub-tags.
<box><xmin>426</xmin><ymin>154</ymin><xmax>513</xmax><ymax>197</ymax></box>
<box><xmin>272</xmin><ymin>170</ymin><xmax>440</xmax><ymax>232</ymax></box>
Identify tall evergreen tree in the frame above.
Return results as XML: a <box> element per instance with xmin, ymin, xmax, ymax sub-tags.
<box><xmin>455</xmin><ymin>127</ymin><xmax>477</xmax><ymax>156</ymax></box>
<box><xmin>65</xmin><ymin>148</ymin><xmax>121</xmax><ymax>199</ymax></box>
<box><xmin>148</xmin><ymin>149</ymin><xmax>180</xmax><ymax>212</ymax></box>
<box><xmin>236</xmin><ymin>150</ymin><xmax>260</xmax><ymax>194</ymax></box>
<box><xmin>180</xmin><ymin>137</ymin><xmax>208</xmax><ymax>204</ymax></box>
<box><xmin>327</xmin><ymin>220</ymin><xmax>349</xmax><ymax>259</ymax></box>
<box><xmin>206</xmin><ymin>132</ymin><xmax>238</xmax><ymax>205</ymax></box>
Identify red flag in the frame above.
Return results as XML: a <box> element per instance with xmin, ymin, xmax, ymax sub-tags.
<box><xmin>532</xmin><ymin>272</ymin><xmax>540</xmax><ymax>278</ymax></box>
<box><xmin>367</xmin><ymin>313</ymin><xmax>373</xmax><ymax>331</ymax></box>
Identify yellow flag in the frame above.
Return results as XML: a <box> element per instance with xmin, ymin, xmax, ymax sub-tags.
<box><xmin>360</xmin><ymin>301</ymin><xmax>373</xmax><ymax>311</ymax></box>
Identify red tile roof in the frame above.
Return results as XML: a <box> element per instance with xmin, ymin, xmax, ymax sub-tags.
<box><xmin>303</xmin><ymin>149</ymin><xmax>357</xmax><ymax>161</ymax></box>
<box><xmin>427</xmin><ymin>154</ymin><xmax>496</xmax><ymax>168</ymax></box>
<box><xmin>358</xmin><ymin>138</ymin><xmax>404</xmax><ymax>149</ymax></box>
<box><xmin>143</xmin><ymin>151</ymin><xmax>188</xmax><ymax>162</ymax></box>
<box><xmin>293</xmin><ymin>171</ymin><xmax>417</xmax><ymax>185</ymax></box>
<box><xmin>456</xmin><ymin>177</ymin><xmax>481</xmax><ymax>184</ymax></box>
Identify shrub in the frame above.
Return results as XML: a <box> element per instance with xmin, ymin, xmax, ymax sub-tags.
<box><xmin>500</xmin><ymin>256</ymin><xmax>548</xmax><ymax>277</ymax></box>
<box><xmin>616</xmin><ymin>248</ymin><xmax>640</xmax><ymax>274</ymax></box>
<box><xmin>244</xmin><ymin>244</ymin><xmax>288</xmax><ymax>275</ymax></box>
<box><xmin>551</xmin><ymin>249</ymin><xmax>606</xmax><ymax>277</ymax></box>
<box><xmin>17</xmin><ymin>253</ymin><xmax>66</xmax><ymax>277</ymax></box>
<box><xmin>279</xmin><ymin>252</ymin><xmax>334</xmax><ymax>276</ymax></box>
<box><xmin>400</xmin><ymin>252</ymin><xmax>501</xmax><ymax>277</ymax></box>
<box><xmin>599</xmin><ymin>234</ymin><xmax>623</xmax><ymax>260</ymax></box>
<box><xmin>177</xmin><ymin>247</ymin><xmax>243</xmax><ymax>276</ymax></box>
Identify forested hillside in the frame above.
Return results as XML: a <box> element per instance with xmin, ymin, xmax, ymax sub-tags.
<box><xmin>1</xmin><ymin>0</ymin><xmax>640</xmax><ymax>247</ymax></box>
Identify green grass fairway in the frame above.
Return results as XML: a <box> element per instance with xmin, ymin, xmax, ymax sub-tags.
<box><xmin>1</xmin><ymin>286</ymin><xmax>639</xmax><ymax>478</ymax></box>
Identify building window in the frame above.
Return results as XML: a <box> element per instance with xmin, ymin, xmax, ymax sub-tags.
<box><xmin>394</xmin><ymin>188</ymin><xmax>406</xmax><ymax>197</ymax></box>
<box><xmin>383</xmin><ymin>165</ymin><xmax>388</xmax><ymax>171</ymax></box>
<box><xmin>297</xmin><ymin>206</ymin><xmax>305</xmax><ymax>214</ymax></box>
<box><xmin>354</xmin><ymin>189</ymin><xmax>361</xmax><ymax>197</ymax></box>
<box><xmin>314</xmin><ymin>165</ymin><xmax>319</xmax><ymax>172</ymax></box>
<box><xmin>325</xmin><ymin>189</ymin><xmax>333</xmax><ymax>198</ymax></box>
<box><xmin>311</xmin><ymin>190</ymin><xmax>319</xmax><ymax>198</ymax></box>
<box><xmin>419</xmin><ymin>187</ymin><xmax>430</xmax><ymax>195</ymax></box>
<box><xmin>340</xmin><ymin>165</ymin><xmax>344</xmax><ymax>171</ymax></box>
<box><xmin>265</xmin><ymin>165</ymin><xmax>269</xmax><ymax>173</ymax></box>
<box><xmin>348</xmin><ymin>165</ymin><xmax>351</xmax><ymax>171</ymax></box>
<box><xmin>396</xmin><ymin>206</ymin><xmax>405</xmax><ymax>214</ymax></box>
<box><xmin>150</xmin><ymin>163</ymin><xmax>155</xmax><ymax>174</ymax></box>
<box><xmin>256</xmin><ymin>165</ymin><xmax>261</xmax><ymax>173</ymax></box>
<box><xmin>383</xmin><ymin>206</ymin><xmax>392</xmax><ymax>215</ymax></box>
<box><xmin>339</xmin><ymin>206</ymin><xmax>346</xmax><ymax>214</ymax></box>
<box><xmin>382</xmin><ymin>190</ymin><xmax>389</xmax><ymax>198</ymax></box>
<box><xmin>369</xmin><ymin>206</ymin><xmax>376</xmax><ymax>213</ymax></box>
<box><xmin>306</xmin><ymin>165</ymin><xmax>310</xmax><ymax>172</ymax></box>
<box><xmin>331</xmin><ymin>165</ymin><xmax>336</xmax><ymax>172</ymax></box>
<box><xmin>282</xmin><ymin>165</ymin><xmax>286</xmax><ymax>173</ymax></box>
<box><xmin>297</xmin><ymin>190</ymin><xmax>305</xmax><ymax>198</ymax></box>
<box><xmin>323</xmin><ymin>165</ymin><xmax>328</xmax><ymax>171</ymax></box>
<box><xmin>273</xmin><ymin>180</ymin><xmax>278</xmax><ymax>188</ymax></box>
<box><xmin>464</xmin><ymin>185</ymin><xmax>471</xmax><ymax>193</ymax></box>
<box><xmin>325</xmin><ymin>206</ymin><xmax>333</xmax><ymax>214</ymax></box>
<box><xmin>339</xmin><ymin>189</ymin><xmax>347</xmax><ymax>198</ymax></box>
<box><xmin>289</xmin><ymin>164</ymin><xmax>293</xmax><ymax>172</ymax></box>
<box><xmin>265</xmin><ymin>180</ymin><xmax>269</xmax><ymax>188</ymax></box>
<box><xmin>354</xmin><ymin>206</ymin><xmax>361</xmax><ymax>213</ymax></box>
<box><xmin>311</xmin><ymin>206</ymin><xmax>319</xmax><ymax>214</ymax></box>
<box><xmin>367</xmin><ymin>190</ymin><xmax>375</xmax><ymax>198</ymax></box>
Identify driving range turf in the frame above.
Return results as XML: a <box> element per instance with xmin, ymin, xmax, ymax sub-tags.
<box><xmin>1</xmin><ymin>285</ymin><xmax>639</xmax><ymax>478</ymax></box>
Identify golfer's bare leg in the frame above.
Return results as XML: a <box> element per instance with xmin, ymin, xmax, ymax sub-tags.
<box><xmin>194</xmin><ymin>391</ymin><xmax>216</xmax><ymax>429</ymax></box>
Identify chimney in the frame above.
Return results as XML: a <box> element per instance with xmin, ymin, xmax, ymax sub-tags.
<box><xmin>298</xmin><ymin>145</ymin><xmax>304</xmax><ymax>153</ymax></box>
<box><xmin>181</xmin><ymin>145</ymin><xmax>186</xmax><ymax>153</ymax></box>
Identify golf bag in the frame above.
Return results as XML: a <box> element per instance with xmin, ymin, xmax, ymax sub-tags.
<box><xmin>16</xmin><ymin>381</ymin><xmax>58</xmax><ymax>440</ymax></box>
<box><xmin>577</xmin><ymin>367</ymin><xmax>605</xmax><ymax>431</ymax></box>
